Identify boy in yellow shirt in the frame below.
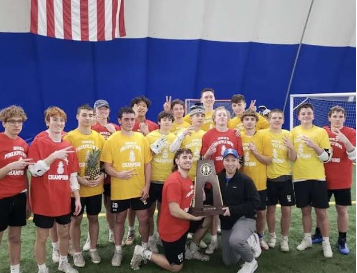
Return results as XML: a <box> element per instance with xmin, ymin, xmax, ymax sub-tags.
<box><xmin>163</xmin><ymin>98</ymin><xmax>190</xmax><ymax>135</ymax></box>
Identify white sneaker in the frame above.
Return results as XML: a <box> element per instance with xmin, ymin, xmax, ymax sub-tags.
<box><xmin>267</xmin><ymin>233</ymin><xmax>276</xmax><ymax>248</ymax></box>
<box><xmin>124</xmin><ymin>230</ymin><xmax>135</xmax><ymax>246</ymax></box>
<box><xmin>155</xmin><ymin>236</ymin><xmax>163</xmax><ymax>247</ymax></box>
<box><xmin>188</xmin><ymin>249</ymin><xmax>210</xmax><ymax>261</ymax></box>
<box><xmin>280</xmin><ymin>236</ymin><xmax>289</xmax><ymax>252</ymax></box>
<box><xmin>38</xmin><ymin>267</ymin><xmax>49</xmax><ymax>273</ymax></box>
<box><xmin>109</xmin><ymin>229</ymin><xmax>114</xmax><ymax>243</ymax></box>
<box><xmin>52</xmin><ymin>248</ymin><xmax>60</xmax><ymax>263</ymax></box>
<box><xmin>148</xmin><ymin>238</ymin><xmax>158</xmax><ymax>253</ymax></box>
<box><xmin>205</xmin><ymin>240</ymin><xmax>218</xmax><ymax>254</ymax></box>
<box><xmin>58</xmin><ymin>260</ymin><xmax>79</xmax><ymax>273</ymax></box>
<box><xmin>68</xmin><ymin>242</ymin><xmax>74</xmax><ymax>256</ymax></box>
<box><xmin>73</xmin><ymin>253</ymin><xmax>85</xmax><ymax>268</ymax></box>
<box><xmin>111</xmin><ymin>249</ymin><xmax>123</xmax><ymax>267</ymax></box>
<box><xmin>247</xmin><ymin>233</ymin><xmax>262</xmax><ymax>258</ymax></box>
<box><xmin>259</xmin><ymin>238</ymin><xmax>269</xmax><ymax>250</ymax></box>
<box><xmin>130</xmin><ymin>245</ymin><xmax>145</xmax><ymax>270</ymax></box>
<box><xmin>187</xmin><ymin>233</ymin><xmax>193</xmax><ymax>240</ymax></box>
<box><xmin>322</xmin><ymin>241</ymin><xmax>333</xmax><ymax>258</ymax></box>
<box><xmin>297</xmin><ymin>236</ymin><xmax>312</xmax><ymax>251</ymax></box>
<box><xmin>199</xmin><ymin>240</ymin><xmax>208</xmax><ymax>249</ymax></box>
<box><xmin>82</xmin><ymin>236</ymin><xmax>90</xmax><ymax>252</ymax></box>
<box><xmin>89</xmin><ymin>249</ymin><xmax>101</xmax><ymax>264</ymax></box>
<box><xmin>237</xmin><ymin>258</ymin><xmax>258</xmax><ymax>273</ymax></box>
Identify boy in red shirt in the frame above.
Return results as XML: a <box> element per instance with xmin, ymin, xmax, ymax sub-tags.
<box><xmin>28</xmin><ymin>107</ymin><xmax>81</xmax><ymax>273</ymax></box>
<box><xmin>312</xmin><ymin>106</ymin><xmax>356</xmax><ymax>255</ymax></box>
<box><xmin>0</xmin><ymin>105</ymin><xmax>31</xmax><ymax>273</ymax></box>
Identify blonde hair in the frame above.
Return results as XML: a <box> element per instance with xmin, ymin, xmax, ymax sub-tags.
<box><xmin>212</xmin><ymin>106</ymin><xmax>231</xmax><ymax>124</ymax></box>
<box><xmin>0</xmin><ymin>105</ymin><xmax>27</xmax><ymax>122</ymax></box>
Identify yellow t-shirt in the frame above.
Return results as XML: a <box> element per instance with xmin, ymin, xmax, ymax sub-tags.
<box><xmin>228</xmin><ymin>114</ymin><xmax>269</xmax><ymax>131</ymax></box>
<box><xmin>170</xmin><ymin>120</ymin><xmax>191</xmax><ymax>135</ymax></box>
<box><xmin>183</xmin><ymin>111</ymin><xmax>214</xmax><ymax>131</ymax></box>
<box><xmin>146</xmin><ymin>130</ymin><xmax>176</xmax><ymax>183</ymax></box>
<box><xmin>262</xmin><ymin>129</ymin><xmax>293</xmax><ymax>179</ymax></box>
<box><xmin>181</xmin><ymin>130</ymin><xmax>205</xmax><ymax>181</ymax></box>
<box><xmin>63</xmin><ymin>129</ymin><xmax>105</xmax><ymax>197</ymax></box>
<box><xmin>291</xmin><ymin>125</ymin><xmax>331</xmax><ymax>181</ymax></box>
<box><xmin>101</xmin><ymin>132</ymin><xmax>152</xmax><ymax>200</ymax></box>
<box><xmin>241</xmin><ymin>130</ymin><xmax>272</xmax><ymax>191</ymax></box>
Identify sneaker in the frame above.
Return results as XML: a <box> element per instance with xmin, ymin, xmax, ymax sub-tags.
<box><xmin>109</xmin><ymin>229</ymin><xmax>114</xmax><ymax>243</ymax></box>
<box><xmin>267</xmin><ymin>233</ymin><xmax>276</xmax><ymax>248</ymax></box>
<box><xmin>247</xmin><ymin>233</ymin><xmax>262</xmax><ymax>258</ymax></box>
<box><xmin>130</xmin><ymin>245</ymin><xmax>145</xmax><ymax>270</ymax></box>
<box><xmin>58</xmin><ymin>260</ymin><xmax>79</xmax><ymax>273</ymax></box>
<box><xmin>111</xmin><ymin>249</ymin><xmax>123</xmax><ymax>267</ymax></box>
<box><xmin>73</xmin><ymin>253</ymin><xmax>85</xmax><ymax>268</ymax></box>
<box><xmin>125</xmin><ymin>230</ymin><xmax>135</xmax><ymax>246</ymax></box>
<box><xmin>312</xmin><ymin>233</ymin><xmax>323</xmax><ymax>244</ymax></box>
<box><xmin>259</xmin><ymin>238</ymin><xmax>269</xmax><ymax>250</ymax></box>
<box><xmin>297</xmin><ymin>237</ymin><xmax>312</xmax><ymax>251</ymax></box>
<box><xmin>217</xmin><ymin>227</ymin><xmax>222</xmax><ymax>235</ymax></box>
<box><xmin>322</xmin><ymin>241</ymin><xmax>333</xmax><ymax>258</ymax></box>
<box><xmin>148</xmin><ymin>238</ymin><xmax>158</xmax><ymax>253</ymax></box>
<box><xmin>237</xmin><ymin>258</ymin><xmax>258</xmax><ymax>273</ymax></box>
<box><xmin>338</xmin><ymin>241</ymin><xmax>350</xmax><ymax>255</ymax></box>
<box><xmin>280</xmin><ymin>236</ymin><xmax>289</xmax><ymax>252</ymax></box>
<box><xmin>187</xmin><ymin>233</ymin><xmax>193</xmax><ymax>240</ymax></box>
<box><xmin>68</xmin><ymin>242</ymin><xmax>74</xmax><ymax>256</ymax></box>
<box><xmin>38</xmin><ymin>267</ymin><xmax>49</xmax><ymax>273</ymax></box>
<box><xmin>199</xmin><ymin>240</ymin><xmax>208</xmax><ymax>249</ymax></box>
<box><xmin>205</xmin><ymin>240</ymin><xmax>218</xmax><ymax>254</ymax></box>
<box><xmin>52</xmin><ymin>248</ymin><xmax>60</xmax><ymax>263</ymax></box>
<box><xmin>83</xmin><ymin>236</ymin><xmax>90</xmax><ymax>252</ymax></box>
<box><xmin>155</xmin><ymin>237</ymin><xmax>163</xmax><ymax>247</ymax></box>
<box><xmin>89</xmin><ymin>249</ymin><xmax>101</xmax><ymax>264</ymax></box>
<box><xmin>189</xmin><ymin>249</ymin><xmax>210</xmax><ymax>261</ymax></box>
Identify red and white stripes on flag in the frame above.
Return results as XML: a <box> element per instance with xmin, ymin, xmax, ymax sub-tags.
<box><xmin>31</xmin><ymin>0</ymin><xmax>126</xmax><ymax>41</ymax></box>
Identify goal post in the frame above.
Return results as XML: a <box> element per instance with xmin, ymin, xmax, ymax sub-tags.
<box><xmin>185</xmin><ymin>99</ymin><xmax>233</xmax><ymax>115</ymax></box>
<box><xmin>290</xmin><ymin>92</ymin><xmax>356</xmax><ymax>130</ymax></box>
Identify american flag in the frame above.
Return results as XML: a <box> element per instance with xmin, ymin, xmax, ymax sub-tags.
<box><xmin>30</xmin><ymin>0</ymin><xmax>126</xmax><ymax>42</ymax></box>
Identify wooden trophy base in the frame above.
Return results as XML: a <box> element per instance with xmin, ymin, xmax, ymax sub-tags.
<box><xmin>190</xmin><ymin>205</ymin><xmax>225</xmax><ymax>216</ymax></box>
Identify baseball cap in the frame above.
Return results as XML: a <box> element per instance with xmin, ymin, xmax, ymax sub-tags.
<box><xmin>223</xmin><ymin>148</ymin><xmax>239</xmax><ymax>159</ymax></box>
<box><xmin>94</xmin><ymin>99</ymin><xmax>110</xmax><ymax>109</ymax></box>
<box><xmin>189</xmin><ymin>102</ymin><xmax>205</xmax><ymax>116</ymax></box>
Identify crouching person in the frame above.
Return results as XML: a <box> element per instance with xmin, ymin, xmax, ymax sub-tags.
<box><xmin>130</xmin><ymin>148</ymin><xmax>210</xmax><ymax>272</ymax></box>
<box><xmin>219</xmin><ymin>149</ymin><xmax>261</xmax><ymax>273</ymax></box>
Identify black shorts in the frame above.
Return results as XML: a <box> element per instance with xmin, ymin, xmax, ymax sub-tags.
<box><xmin>0</xmin><ymin>192</ymin><xmax>27</xmax><ymax>232</ymax></box>
<box><xmin>103</xmin><ymin>183</ymin><xmax>111</xmax><ymax>197</ymax></box>
<box><xmin>203</xmin><ymin>187</ymin><xmax>213</xmax><ymax>205</ymax></box>
<box><xmin>294</xmin><ymin>180</ymin><xmax>329</xmax><ymax>209</ymax></box>
<box><xmin>71</xmin><ymin>194</ymin><xmax>102</xmax><ymax>216</ymax></box>
<box><xmin>256</xmin><ymin>190</ymin><xmax>267</xmax><ymax>211</ymax></box>
<box><xmin>328</xmin><ymin>188</ymin><xmax>352</xmax><ymax>206</ymax></box>
<box><xmin>111</xmin><ymin>197</ymin><xmax>151</xmax><ymax>213</ymax></box>
<box><xmin>267</xmin><ymin>177</ymin><xmax>296</xmax><ymax>206</ymax></box>
<box><xmin>162</xmin><ymin>232</ymin><xmax>187</xmax><ymax>265</ymax></box>
<box><xmin>148</xmin><ymin>183</ymin><xmax>164</xmax><ymax>203</ymax></box>
<box><xmin>188</xmin><ymin>218</ymin><xmax>204</xmax><ymax>234</ymax></box>
<box><xmin>33</xmin><ymin>213</ymin><xmax>71</xmax><ymax>229</ymax></box>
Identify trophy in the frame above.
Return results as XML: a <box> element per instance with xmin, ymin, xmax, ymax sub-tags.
<box><xmin>190</xmin><ymin>159</ymin><xmax>225</xmax><ymax>216</ymax></box>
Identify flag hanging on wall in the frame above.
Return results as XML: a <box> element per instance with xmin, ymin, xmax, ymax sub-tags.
<box><xmin>30</xmin><ymin>0</ymin><xmax>126</xmax><ymax>41</ymax></box>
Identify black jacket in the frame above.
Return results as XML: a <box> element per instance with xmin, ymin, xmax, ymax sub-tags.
<box><xmin>218</xmin><ymin>169</ymin><xmax>261</xmax><ymax>230</ymax></box>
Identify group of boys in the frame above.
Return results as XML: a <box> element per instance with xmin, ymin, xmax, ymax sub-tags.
<box><xmin>0</xmin><ymin>87</ymin><xmax>355</xmax><ymax>273</ymax></box>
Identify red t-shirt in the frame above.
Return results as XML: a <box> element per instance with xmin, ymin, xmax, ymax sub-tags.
<box><xmin>324</xmin><ymin>126</ymin><xmax>356</xmax><ymax>189</ymax></box>
<box><xmin>92</xmin><ymin>122</ymin><xmax>120</xmax><ymax>140</ymax></box>
<box><xmin>34</xmin><ymin>130</ymin><xmax>66</xmax><ymax>141</ymax></box>
<box><xmin>132</xmin><ymin>119</ymin><xmax>159</xmax><ymax>134</ymax></box>
<box><xmin>0</xmin><ymin>133</ymin><xmax>28</xmax><ymax>199</ymax></box>
<box><xmin>29</xmin><ymin>134</ymin><xmax>79</xmax><ymax>216</ymax></box>
<box><xmin>158</xmin><ymin>171</ymin><xmax>194</xmax><ymax>242</ymax></box>
<box><xmin>201</xmin><ymin>128</ymin><xmax>244</xmax><ymax>174</ymax></box>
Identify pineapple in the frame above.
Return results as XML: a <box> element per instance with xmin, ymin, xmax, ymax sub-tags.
<box><xmin>85</xmin><ymin>148</ymin><xmax>101</xmax><ymax>180</ymax></box>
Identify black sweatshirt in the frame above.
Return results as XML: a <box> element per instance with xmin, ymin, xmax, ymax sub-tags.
<box><xmin>218</xmin><ymin>169</ymin><xmax>261</xmax><ymax>230</ymax></box>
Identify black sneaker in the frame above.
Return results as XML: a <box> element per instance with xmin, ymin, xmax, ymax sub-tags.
<box><xmin>311</xmin><ymin>233</ymin><xmax>323</xmax><ymax>244</ymax></box>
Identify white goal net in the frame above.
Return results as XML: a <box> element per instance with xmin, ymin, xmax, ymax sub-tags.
<box><xmin>290</xmin><ymin>93</ymin><xmax>356</xmax><ymax>130</ymax></box>
<box><xmin>185</xmin><ymin>99</ymin><xmax>232</xmax><ymax>115</ymax></box>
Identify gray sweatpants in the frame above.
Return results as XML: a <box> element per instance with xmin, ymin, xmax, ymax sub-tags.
<box><xmin>221</xmin><ymin>217</ymin><xmax>256</xmax><ymax>266</ymax></box>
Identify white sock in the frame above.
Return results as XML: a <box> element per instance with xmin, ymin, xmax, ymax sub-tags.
<box><xmin>115</xmin><ymin>245</ymin><xmax>122</xmax><ymax>252</ymax></box>
<box><xmin>59</xmin><ymin>256</ymin><xmax>68</xmax><ymax>263</ymax></box>
<box><xmin>129</xmin><ymin>226</ymin><xmax>134</xmax><ymax>232</ymax></box>
<box><xmin>109</xmin><ymin>229</ymin><xmax>114</xmax><ymax>233</ymax></box>
<box><xmin>143</xmin><ymin>249</ymin><xmax>153</xmax><ymax>260</ymax></box>
<box><xmin>190</xmin><ymin>242</ymin><xmax>198</xmax><ymax>252</ymax></box>
<box><xmin>322</xmin><ymin>237</ymin><xmax>330</xmax><ymax>243</ymax></box>
<box><xmin>38</xmin><ymin>263</ymin><xmax>47</xmax><ymax>271</ymax></box>
<box><xmin>211</xmin><ymin>235</ymin><xmax>217</xmax><ymax>243</ymax></box>
<box><xmin>269</xmin><ymin>232</ymin><xmax>276</xmax><ymax>237</ymax></box>
<box><xmin>51</xmin><ymin>241</ymin><xmax>59</xmax><ymax>249</ymax></box>
<box><xmin>304</xmin><ymin>233</ymin><xmax>312</xmax><ymax>238</ymax></box>
<box><xmin>142</xmin><ymin>242</ymin><xmax>148</xmax><ymax>249</ymax></box>
<box><xmin>73</xmin><ymin>252</ymin><xmax>82</xmax><ymax>256</ymax></box>
<box><xmin>149</xmin><ymin>235</ymin><xmax>155</xmax><ymax>241</ymax></box>
<box><xmin>87</xmin><ymin>232</ymin><xmax>90</xmax><ymax>239</ymax></box>
<box><xmin>282</xmin><ymin>235</ymin><xmax>288</xmax><ymax>240</ymax></box>
<box><xmin>10</xmin><ymin>264</ymin><xmax>20</xmax><ymax>273</ymax></box>
<box><xmin>89</xmin><ymin>248</ymin><xmax>97</xmax><ymax>252</ymax></box>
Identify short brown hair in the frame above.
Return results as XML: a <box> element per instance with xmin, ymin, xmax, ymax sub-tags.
<box><xmin>45</xmin><ymin>106</ymin><xmax>67</xmax><ymax>123</ymax></box>
<box><xmin>328</xmin><ymin>105</ymin><xmax>346</xmax><ymax>117</ymax></box>
<box><xmin>172</xmin><ymin>148</ymin><xmax>193</xmax><ymax>172</ymax></box>
<box><xmin>268</xmin><ymin>108</ymin><xmax>284</xmax><ymax>119</ymax></box>
<box><xmin>157</xmin><ymin>111</ymin><xmax>174</xmax><ymax>123</ymax></box>
<box><xmin>241</xmin><ymin>109</ymin><xmax>258</xmax><ymax>122</ymax></box>
<box><xmin>231</xmin><ymin>94</ymin><xmax>246</xmax><ymax>104</ymax></box>
<box><xmin>171</xmin><ymin>99</ymin><xmax>185</xmax><ymax>109</ymax></box>
<box><xmin>77</xmin><ymin>104</ymin><xmax>93</xmax><ymax>115</ymax></box>
<box><xmin>200</xmin><ymin>87</ymin><xmax>215</xmax><ymax>97</ymax></box>
<box><xmin>296</xmin><ymin>102</ymin><xmax>314</xmax><ymax>116</ymax></box>
<box><xmin>0</xmin><ymin>105</ymin><xmax>27</xmax><ymax>122</ymax></box>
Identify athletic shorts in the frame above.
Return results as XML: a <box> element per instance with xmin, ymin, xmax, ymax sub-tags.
<box><xmin>0</xmin><ymin>192</ymin><xmax>27</xmax><ymax>232</ymax></box>
<box><xmin>71</xmin><ymin>194</ymin><xmax>102</xmax><ymax>216</ymax></box>
<box><xmin>148</xmin><ymin>182</ymin><xmax>164</xmax><ymax>203</ymax></box>
<box><xmin>256</xmin><ymin>190</ymin><xmax>267</xmax><ymax>211</ymax></box>
<box><xmin>266</xmin><ymin>177</ymin><xmax>296</xmax><ymax>206</ymax></box>
<box><xmin>103</xmin><ymin>183</ymin><xmax>111</xmax><ymax>197</ymax></box>
<box><xmin>188</xmin><ymin>218</ymin><xmax>205</xmax><ymax>234</ymax></box>
<box><xmin>161</xmin><ymin>232</ymin><xmax>187</xmax><ymax>265</ymax></box>
<box><xmin>111</xmin><ymin>197</ymin><xmax>151</xmax><ymax>213</ymax></box>
<box><xmin>328</xmin><ymin>188</ymin><xmax>352</xmax><ymax>206</ymax></box>
<box><xmin>294</xmin><ymin>180</ymin><xmax>329</xmax><ymax>209</ymax></box>
<box><xmin>33</xmin><ymin>213</ymin><xmax>71</xmax><ymax>229</ymax></box>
